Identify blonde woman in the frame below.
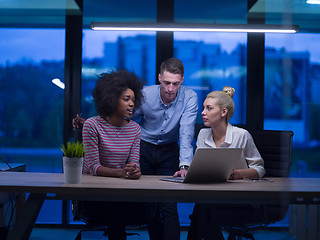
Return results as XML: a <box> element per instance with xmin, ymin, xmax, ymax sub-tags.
<box><xmin>186</xmin><ymin>87</ymin><xmax>265</xmax><ymax>240</ymax></box>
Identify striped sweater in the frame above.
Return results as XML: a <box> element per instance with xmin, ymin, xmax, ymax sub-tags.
<box><xmin>82</xmin><ymin>115</ymin><xmax>141</xmax><ymax>175</ymax></box>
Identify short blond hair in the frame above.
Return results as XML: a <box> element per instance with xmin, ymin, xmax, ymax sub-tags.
<box><xmin>207</xmin><ymin>86</ymin><xmax>235</xmax><ymax>121</ymax></box>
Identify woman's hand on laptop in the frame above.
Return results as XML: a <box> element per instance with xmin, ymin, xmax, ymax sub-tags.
<box><xmin>229</xmin><ymin>168</ymin><xmax>259</xmax><ymax>180</ymax></box>
<box><xmin>173</xmin><ymin>169</ymin><xmax>187</xmax><ymax>177</ymax></box>
<box><xmin>229</xmin><ymin>169</ymin><xmax>242</xmax><ymax>180</ymax></box>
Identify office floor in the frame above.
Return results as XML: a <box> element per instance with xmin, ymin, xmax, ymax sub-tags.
<box><xmin>29</xmin><ymin>226</ymin><xmax>297</xmax><ymax>240</ymax></box>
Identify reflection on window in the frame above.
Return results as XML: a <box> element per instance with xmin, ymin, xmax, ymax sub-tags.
<box><xmin>81</xmin><ymin>30</ymin><xmax>156</xmax><ymax>118</ymax></box>
<box><xmin>265</xmin><ymin>33</ymin><xmax>320</xmax><ymax>177</ymax></box>
<box><xmin>173</xmin><ymin>32</ymin><xmax>247</xmax><ymax>125</ymax></box>
<box><xmin>0</xmin><ymin>28</ymin><xmax>65</xmax><ymax>224</ymax></box>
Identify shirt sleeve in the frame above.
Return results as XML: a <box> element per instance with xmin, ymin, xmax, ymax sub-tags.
<box><xmin>179</xmin><ymin>91</ymin><xmax>198</xmax><ymax>166</ymax></box>
<box><xmin>127</xmin><ymin>125</ymin><xmax>141</xmax><ymax>167</ymax></box>
<box><xmin>244</xmin><ymin>131</ymin><xmax>266</xmax><ymax>178</ymax></box>
<box><xmin>82</xmin><ymin>120</ymin><xmax>102</xmax><ymax>175</ymax></box>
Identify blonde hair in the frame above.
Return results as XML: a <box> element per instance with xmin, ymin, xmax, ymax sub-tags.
<box><xmin>207</xmin><ymin>86</ymin><xmax>235</xmax><ymax>121</ymax></box>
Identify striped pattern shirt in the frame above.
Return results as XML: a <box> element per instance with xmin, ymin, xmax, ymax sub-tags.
<box><xmin>82</xmin><ymin>115</ymin><xmax>141</xmax><ymax>175</ymax></box>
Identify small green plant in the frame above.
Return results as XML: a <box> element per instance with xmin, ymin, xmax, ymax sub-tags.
<box><xmin>61</xmin><ymin>141</ymin><xmax>84</xmax><ymax>158</ymax></box>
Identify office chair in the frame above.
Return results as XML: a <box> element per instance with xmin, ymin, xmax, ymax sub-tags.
<box><xmin>72</xmin><ymin>128</ymin><xmax>147</xmax><ymax>240</ymax></box>
<box><xmin>224</xmin><ymin>130</ymin><xmax>294</xmax><ymax>240</ymax></box>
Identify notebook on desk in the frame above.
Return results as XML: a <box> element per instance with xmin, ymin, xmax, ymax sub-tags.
<box><xmin>159</xmin><ymin>148</ymin><xmax>242</xmax><ymax>183</ymax></box>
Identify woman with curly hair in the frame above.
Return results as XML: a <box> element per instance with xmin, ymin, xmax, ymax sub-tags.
<box><xmin>83</xmin><ymin>70</ymin><xmax>144</xmax><ymax>178</ymax></box>
<box><xmin>79</xmin><ymin>70</ymin><xmax>145</xmax><ymax>240</ymax></box>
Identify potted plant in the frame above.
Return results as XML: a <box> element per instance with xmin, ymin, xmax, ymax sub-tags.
<box><xmin>61</xmin><ymin>141</ymin><xmax>84</xmax><ymax>184</ymax></box>
<box><xmin>62</xmin><ymin>141</ymin><xmax>84</xmax><ymax>159</ymax></box>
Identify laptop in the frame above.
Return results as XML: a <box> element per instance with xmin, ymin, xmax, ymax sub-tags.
<box><xmin>159</xmin><ymin>148</ymin><xmax>242</xmax><ymax>183</ymax></box>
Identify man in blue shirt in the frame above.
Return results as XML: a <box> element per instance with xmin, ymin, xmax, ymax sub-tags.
<box><xmin>133</xmin><ymin>57</ymin><xmax>198</xmax><ymax>240</ymax></box>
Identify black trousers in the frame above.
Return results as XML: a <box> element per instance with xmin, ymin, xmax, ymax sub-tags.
<box><xmin>187</xmin><ymin>204</ymin><xmax>266</xmax><ymax>240</ymax></box>
<box><xmin>78</xmin><ymin>201</ymin><xmax>146</xmax><ymax>240</ymax></box>
<box><xmin>140</xmin><ymin>140</ymin><xmax>180</xmax><ymax>240</ymax></box>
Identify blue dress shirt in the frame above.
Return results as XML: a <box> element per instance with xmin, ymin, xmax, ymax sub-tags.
<box><xmin>132</xmin><ymin>85</ymin><xmax>198</xmax><ymax>167</ymax></box>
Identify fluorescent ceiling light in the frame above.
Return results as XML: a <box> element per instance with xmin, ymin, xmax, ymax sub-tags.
<box><xmin>91</xmin><ymin>22</ymin><xmax>299</xmax><ymax>33</ymax></box>
<box><xmin>307</xmin><ymin>0</ymin><xmax>320</xmax><ymax>4</ymax></box>
<box><xmin>52</xmin><ymin>78</ymin><xmax>65</xmax><ymax>89</ymax></box>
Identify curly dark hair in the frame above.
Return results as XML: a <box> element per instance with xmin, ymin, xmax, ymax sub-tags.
<box><xmin>92</xmin><ymin>70</ymin><xmax>144</xmax><ymax>117</ymax></box>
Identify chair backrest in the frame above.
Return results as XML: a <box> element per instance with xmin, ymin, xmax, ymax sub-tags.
<box><xmin>250</xmin><ymin>130</ymin><xmax>294</xmax><ymax>178</ymax></box>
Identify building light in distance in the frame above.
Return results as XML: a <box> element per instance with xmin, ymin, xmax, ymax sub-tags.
<box><xmin>52</xmin><ymin>78</ymin><xmax>65</xmax><ymax>89</ymax></box>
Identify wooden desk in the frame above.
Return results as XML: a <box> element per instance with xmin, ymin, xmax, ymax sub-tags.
<box><xmin>0</xmin><ymin>172</ymin><xmax>319</xmax><ymax>240</ymax></box>
<box><xmin>0</xmin><ymin>163</ymin><xmax>26</xmax><ymax>204</ymax></box>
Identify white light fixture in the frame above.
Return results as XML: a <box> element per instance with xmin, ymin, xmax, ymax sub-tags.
<box><xmin>52</xmin><ymin>78</ymin><xmax>65</xmax><ymax>89</ymax></box>
<box><xmin>307</xmin><ymin>0</ymin><xmax>320</xmax><ymax>4</ymax></box>
<box><xmin>91</xmin><ymin>22</ymin><xmax>299</xmax><ymax>33</ymax></box>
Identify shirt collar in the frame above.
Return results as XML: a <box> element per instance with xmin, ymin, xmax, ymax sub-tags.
<box><xmin>158</xmin><ymin>85</ymin><xmax>182</xmax><ymax>107</ymax></box>
<box><xmin>204</xmin><ymin>123</ymin><xmax>233</xmax><ymax>148</ymax></box>
<box><xmin>224</xmin><ymin>123</ymin><xmax>233</xmax><ymax>145</ymax></box>
<box><xmin>157</xmin><ymin>85</ymin><xmax>163</xmax><ymax>105</ymax></box>
<box><xmin>204</xmin><ymin>130</ymin><xmax>216</xmax><ymax>148</ymax></box>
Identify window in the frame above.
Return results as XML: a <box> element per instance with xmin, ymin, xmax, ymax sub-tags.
<box><xmin>265</xmin><ymin>33</ymin><xmax>320</xmax><ymax>177</ymax></box>
<box><xmin>0</xmin><ymin>28</ymin><xmax>65</xmax><ymax>223</ymax></box>
<box><xmin>81</xmin><ymin>30</ymin><xmax>156</xmax><ymax>118</ymax></box>
<box><xmin>174</xmin><ymin>32</ymin><xmax>247</xmax><ymax>125</ymax></box>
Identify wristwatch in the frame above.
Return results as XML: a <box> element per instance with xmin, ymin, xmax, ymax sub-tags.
<box><xmin>179</xmin><ymin>165</ymin><xmax>189</xmax><ymax>171</ymax></box>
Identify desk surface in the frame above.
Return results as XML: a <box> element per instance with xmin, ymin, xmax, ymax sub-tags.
<box><xmin>0</xmin><ymin>172</ymin><xmax>319</xmax><ymax>204</ymax></box>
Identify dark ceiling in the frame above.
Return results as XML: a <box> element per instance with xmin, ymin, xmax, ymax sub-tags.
<box><xmin>0</xmin><ymin>0</ymin><xmax>319</xmax><ymax>32</ymax></box>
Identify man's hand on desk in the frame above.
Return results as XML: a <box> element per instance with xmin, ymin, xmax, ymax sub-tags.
<box><xmin>173</xmin><ymin>169</ymin><xmax>187</xmax><ymax>177</ymax></box>
<box><xmin>123</xmin><ymin>163</ymin><xmax>141</xmax><ymax>179</ymax></box>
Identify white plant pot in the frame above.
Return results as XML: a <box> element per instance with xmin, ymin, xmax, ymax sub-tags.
<box><xmin>63</xmin><ymin>157</ymin><xmax>84</xmax><ymax>184</ymax></box>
